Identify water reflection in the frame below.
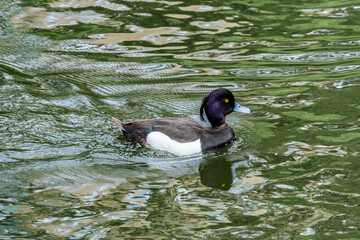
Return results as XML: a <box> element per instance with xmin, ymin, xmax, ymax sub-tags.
<box><xmin>199</xmin><ymin>158</ymin><xmax>233</xmax><ymax>190</ymax></box>
<box><xmin>11</xmin><ymin>8</ymin><xmax>109</xmax><ymax>29</ymax></box>
<box><xmin>50</xmin><ymin>0</ymin><xmax>130</xmax><ymax>11</ymax></box>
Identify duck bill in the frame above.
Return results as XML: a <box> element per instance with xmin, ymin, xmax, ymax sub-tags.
<box><xmin>234</xmin><ymin>102</ymin><xmax>252</xmax><ymax>114</ymax></box>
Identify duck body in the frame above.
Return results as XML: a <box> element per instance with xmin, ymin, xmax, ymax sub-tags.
<box><xmin>113</xmin><ymin>117</ymin><xmax>235</xmax><ymax>155</ymax></box>
<box><xmin>113</xmin><ymin>88</ymin><xmax>251</xmax><ymax>156</ymax></box>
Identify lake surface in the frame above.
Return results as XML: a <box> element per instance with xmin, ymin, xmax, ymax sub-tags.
<box><xmin>1</xmin><ymin>0</ymin><xmax>360</xmax><ymax>239</ymax></box>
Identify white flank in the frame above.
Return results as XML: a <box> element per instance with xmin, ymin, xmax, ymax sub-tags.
<box><xmin>146</xmin><ymin>131</ymin><xmax>202</xmax><ymax>156</ymax></box>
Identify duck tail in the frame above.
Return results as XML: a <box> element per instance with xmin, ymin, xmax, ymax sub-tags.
<box><xmin>112</xmin><ymin>117</ymin><xmax>126</xmax><ymax>131</ymax></box>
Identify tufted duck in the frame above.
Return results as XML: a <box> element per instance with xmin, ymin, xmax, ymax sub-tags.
<box><xmin>113</xmin><ymin>88</ymin><xmax>251</xmax><ymax>156</ymax></box>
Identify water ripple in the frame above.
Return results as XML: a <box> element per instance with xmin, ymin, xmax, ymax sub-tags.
<box><xmin>177</xmin><ymin>50</ymin><xmax>360</xmax><ymax>62</ymax></box>
<box><xmin>50</xmin><ymin>0</ymin><xmax>130</xmax><ymax>11</ymax></box>
<box><xmin>11</xmin><ymin>8</ymin><xmax>109</xmax><ymax>29</ymax></box>
<box><xmin>1</xmin><ymin>0</ymin><xmax>360</xmax><ymax>239</ymax></box>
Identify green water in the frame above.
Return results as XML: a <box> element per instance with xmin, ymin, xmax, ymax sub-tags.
<box><xmin>1</xmin><ymin>0</ymin><xmax>359</xmax><ymax>239</ymax></box>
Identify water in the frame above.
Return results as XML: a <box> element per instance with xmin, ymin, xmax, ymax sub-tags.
<box><xmin>0</xmin><ymin>0</ymin><xmax>359</xmax><ymax>238</ymax></box>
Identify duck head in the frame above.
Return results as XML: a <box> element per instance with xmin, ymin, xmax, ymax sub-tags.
<box><xmin>200</xmin><ymin>88</ymin><xmax>251</xmax><ymax>127</ymax></box>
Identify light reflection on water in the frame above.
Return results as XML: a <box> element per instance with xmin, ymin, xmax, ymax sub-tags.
<box><xmin>1</xmin><ymin>0</ymin><xmax>360</xmax><ymax>239</ymax></box>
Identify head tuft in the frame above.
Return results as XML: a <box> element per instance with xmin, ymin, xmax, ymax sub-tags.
<box><xmin>200</xmin><ymin>93</ymin><xmax>210</xmax><ymax>122</ymax></box>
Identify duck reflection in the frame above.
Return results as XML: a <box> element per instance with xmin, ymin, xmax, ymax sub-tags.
<box><xmin>199</xmin><ymin>158</ymin><xmax>233</xmax><ymax>190</ymax></box>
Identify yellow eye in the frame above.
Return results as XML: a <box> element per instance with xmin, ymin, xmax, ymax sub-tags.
<box><xmin>225</xmin><ymin>99</ymin><xmax>229</xmax><ymax>103</ymax></box>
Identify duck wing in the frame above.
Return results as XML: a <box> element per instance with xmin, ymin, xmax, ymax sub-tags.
<box><xmin>113</xmin><ymin>117</ymin><xmax>206</xmax><ymax>145</ymax></box>
<box><xmin>150</xmin><ymin>118</ymin><xmax>205</xmax><ymax>142</ymax></box>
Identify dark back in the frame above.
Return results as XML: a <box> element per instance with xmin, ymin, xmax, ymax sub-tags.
<box><xmin>123</xmin><ymin>118</ymin><xmax>205</xmax><ymax>144</ymax></box>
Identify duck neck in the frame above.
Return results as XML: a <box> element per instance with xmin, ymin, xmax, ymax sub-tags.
<box><xmin>207</xmin><ymin>114</ymin><xmax>226</xmax><ymax>128</ymax></box>
<box><xmin>212</xmin><ymin>122</ymin><xmax>229</xmax><ymax>130</ymax></box>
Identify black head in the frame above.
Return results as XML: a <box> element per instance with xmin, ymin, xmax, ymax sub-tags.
<box><xmin>200</xmin><ymin>88</ymin><xmax>251</xmax><ymax>127</ymax></box>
